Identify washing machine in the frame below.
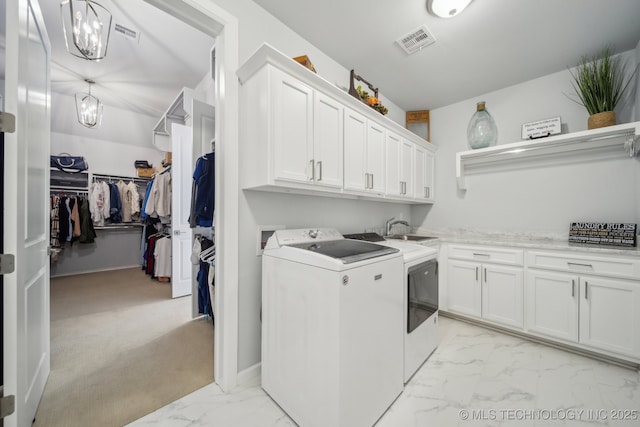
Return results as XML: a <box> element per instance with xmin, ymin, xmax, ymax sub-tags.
<box><xmin>262</xmin><ymin>228</ymin><xmax>404</xmax><ymax>427</ymax></box>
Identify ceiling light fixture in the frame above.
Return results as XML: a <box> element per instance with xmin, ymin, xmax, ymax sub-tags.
<box><xmin>60</xmin><ymin>0</ymin><xmax>112</xmax><ymax>61</ymax></box>
<box><xmin>427</xmin><ymin>0</ymin><xmax>473</xmax><ymax>18</ymax></box>
<box><xmin>75</xmin><ymin>80</ymin><xmax>103</xmax><ymax>128</ymax></box>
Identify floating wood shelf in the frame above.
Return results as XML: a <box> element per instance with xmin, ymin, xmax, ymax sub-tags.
<box><xmin>456</xmin><ymin>121</ymin><xmax>640</xmax><ymax>190</ymax></box>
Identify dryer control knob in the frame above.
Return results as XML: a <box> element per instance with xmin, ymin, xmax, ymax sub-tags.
<box><xmin>308</xmin><ymin>229</ymin><xmax>318</xmax><ymax>239</ymax></box>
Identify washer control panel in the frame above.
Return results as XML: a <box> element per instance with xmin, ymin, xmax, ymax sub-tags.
<box><xmin>271</xmin><ymin>228</ymin><xmax>343</xmax><ymax>246</ymax></box>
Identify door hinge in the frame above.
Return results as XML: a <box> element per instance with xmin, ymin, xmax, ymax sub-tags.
<box><xmin>0</xmin><ymin>394</ymin><xmax>16</xmax><ymax>419</ymax></box>
<box><xmin>0</xmin><ymin>254</ymin><xmax>16</xmax><ymax>275</ymax></box>
<box><xmin>0</xmin><ymin>112</ymin><xmax>16</xmax><ymax>133</ymax></box>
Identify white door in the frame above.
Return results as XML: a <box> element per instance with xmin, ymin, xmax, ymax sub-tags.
<box><xmin>579</xmin><ymin>276</ymin><xmax>640</xmax><ymax>358</ymax></box>
<box><xmin>366</xmin><ymin>121</ymin><xmax>386</xmax><ymax>194</ymax></box>
<box><xmin>171</xmin><ymin>124</ymin><xmax>193</xmax><ymax>298</ymax></box>
<box><xmin>447</xmin><ymin>260</ymin><xmax>481</xmax><ymax>317</ymax></box>
<box><xmin>271</xmin><ymin>68</ymin><xmax>313</xmax><ymax>184</ymax></box>
<box><xmin>384</xmin><ymin>131</ymin><xmax>401</xmax><ymax>196</ymax></box>
<box><xmin>525</xmin><ymin>270</ymin><xmax>578</xmax><ymax>342</ymax></box>
<box><xmin>3</xmin><ymin>0</ymin><xmax>51</xmax><ymax>426</ymax></box>
<box><xmin>424</xmin><ymin>149</ymin><xmax>435</xmax><ymax>201</ymax></box>
<box><xmin>400</xmin><ymin>139</ymin><xmax>413</xmax><ymax>196</ymax></box>
<box><xmin>481</xmin><ymin>264</ymin><xmax>523</xmax><ymax>328</ymax></box>
<box><xmin>313</xmin><ymin>92</ymin><xmax>343</xmax><ymax>189</ymax></box>
<box><xmin>343</xmin><ymin>108</ymin><xmax>367</xmax><ymax>192</ymax></box>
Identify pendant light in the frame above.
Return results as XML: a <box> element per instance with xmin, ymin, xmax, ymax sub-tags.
<box><xmin>427</xmin><ymin>0</ymin><xmax>473</xmax><ymax>18</ymax></box>
<box><xmin>75</xmin><ymin>80</ymin><xmax>103</xmax><ymax>128</ymax></box>
<box><xmin>60</xmin><ymin>0</ymin><xmax>112</xmax><ymax>61</ymax></box>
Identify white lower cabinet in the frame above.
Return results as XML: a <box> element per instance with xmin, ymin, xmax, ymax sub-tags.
<box><xmin>526</xmin><ymin>270</ymin><xmax>579</xmax><ymax>343</ymax></box>
<box><xmin>482</xmin><ymin>265</ymin><xmax>524</xmax><ymax>329</ymax></box>
<box><xmin>444</xmin><ymin>245</ymin><xmax>640</xmax><ymax>363</ymax></box>
<box><xmin>578</xmin><ymin>275</ymin><xmax>640</xmax><ymax>358</ymax></box>
<box><xmin>525</xmin><ymin>251</ymin><xmax>640</xmax><ymax>362</ymax></box>
<box><xmin>447</xmin><ymin>260</ymin><xmax>482</xmax><ymax>317</ymax></box>
<box><xmin>447</xmin><ymin>256</ymin><xmax>523</xmax><ymax>329</ymax></box>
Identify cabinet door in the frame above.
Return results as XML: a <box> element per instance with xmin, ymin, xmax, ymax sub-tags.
<box><xmin>579</xmin><ymin>276</ymin><xmax>640</xmax><ymax>358</ymax></box>
<box><xmin>414</xmin><ymin>144</ymin><xmax>427</xmax><ymax>200</ymax></box>
<box><xmin>424</xmin><ymin>149</ymin><xmax>435</xmax><ymax>202</ymax></box>
<box><xmin>481</xmin><ymin>265</ymin><xmax>524</xmax><ymax>329</ymax></box>
<box><xmin>385</xmin><ymin>131</ymin><xmax>402</xmax><ymax>197</ymax></box>
<box><xmin>525</xmin><ymin>270</ymin><xmax>578</xmax><ymax>343</ymax></box>
<box><xmin>447</xmin><ymin>260</ymin><xmax>482</xmax><ymax>318</ymax></box>
<box><xmin>271</xmin><ymin>68</ymin><xmax>313</xmax><ymax>183</ymax></box>
<box><xmin>344</xmin><ymin>108</ymin><xmax>368</xmax><ymax>192</ymax></box>
<box><xmin>367</xmin><ymin>121</ymin><xmax>386</xmax><ymax>194</ymax></box>
<box><xmin>313</xmin><ymin>93</ymin><xmax>343</xmax><ymax>189</ymax></box>
<box><xmin>400</xmin><ymin>139</ymin><xmax>413</xmax><ymax>196</ymax></box>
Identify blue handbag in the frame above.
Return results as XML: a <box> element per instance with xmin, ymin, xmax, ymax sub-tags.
<box><xmin>50</xmin><ymin>153</ymin><xmax>88</xmax><ymax>173</ymax></box>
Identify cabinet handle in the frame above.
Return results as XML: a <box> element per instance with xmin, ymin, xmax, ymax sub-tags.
<box><xmin>585</xmin><ymin>281</ymin><xmax>588</xmax><ymax>300</ymax></box>
<box><xmin>572</xmin><ymin>279</ymin><xmax>575</xmax><ymax>297</ymax></box>
<box><xmin>475</xmin><ymin>266</ymin><xmax>478</xmax><ymax>281</ymax></box>
<box><xmin>317</xmin><ymin>161</ymin><xmax>323</xmax><ymax>181</ymax></box>
<box><xmin>425</xmin><ymin>187</ymin><xmax>429</xmax><ymax>198</ymax></box>
<box><xmin>370</xmin><ymin>173</ymin><xmax>374</xmax><ymax>189</ymax></box>
<box><xmin>473</xmin><ymin>253</ymin><xmax>490</xmax><ymax>258</ymax></box>
<box><xmin>310</xmin><ymin>160</ymin><xmax>315</xmax><ymax>181</ymax></box>
<box><xmin>402</xmin><ymin>181</ymin><xmax>406</xmax><ymax>195</ymax></box>
<box><xmin>484</xmin><ymin>267</ymin><xmax>487</xmax><ymax>282</ymax></box>
<box><xmin>364</xmin><ymin>173</ymin><xmax>370</xmax><ymax>189</ymax></box>
<box><xmin>567</xmin><ymin>262</ymin><xmax>593</xmax><ymax>269</ymax></box>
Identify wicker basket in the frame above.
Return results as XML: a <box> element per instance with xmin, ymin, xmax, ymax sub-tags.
<box><xmin>587</xmin><ymin>111</ymin><xmax>616</xmax><ymax>130</ymax></box>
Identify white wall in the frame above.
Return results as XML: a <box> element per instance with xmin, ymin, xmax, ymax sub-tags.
<box><xmin>412</xmin><ymin>50</ymin><xmax>640</xmax><ymax>236</ymax></box>
<box><xmin>51</xmin><ymin>92</ymin><xmax>162</xmax><ymax>150</ymax></box>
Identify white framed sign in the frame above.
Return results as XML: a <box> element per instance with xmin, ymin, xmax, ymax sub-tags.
<box><xmin>521</xmin><ymin>116</ymin><xmax>561</xmax><ymax>140</ymax></box>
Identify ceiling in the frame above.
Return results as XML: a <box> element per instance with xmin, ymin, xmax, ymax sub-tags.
<box><xmin>40</xmin><ymin>0</ymin><xmax>216</xmax><ymax>118</ymax></box>
<box><xmin>252</xmin><ymin>0</ymin><xmax>640</xmax><ymax>112</ymax></box>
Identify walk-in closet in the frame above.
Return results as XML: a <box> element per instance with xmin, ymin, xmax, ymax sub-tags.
<box><xmin>34</xmin><ymin>1</ymin><xmax>220</xmax><ymax>425</ymax></box>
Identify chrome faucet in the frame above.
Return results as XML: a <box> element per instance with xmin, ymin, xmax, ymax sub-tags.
<box><xmin>385</xmin><ymin>217</ymin><xmax>409</xmax><ymax>236</ymax></box>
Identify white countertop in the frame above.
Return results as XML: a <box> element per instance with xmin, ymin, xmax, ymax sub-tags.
<box><xmin>410</xmin><ymin>228</ymin><xmax>640</xmax><ymax>258</ymax></box>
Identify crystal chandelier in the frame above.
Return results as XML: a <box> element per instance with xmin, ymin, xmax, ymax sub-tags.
<box><xmin>60</xmin><ymin>0</ymin><xmax>112</xmax><ymax>61</ymax></box>
<box><xmin>75</xmin><ymin>80</ymin><xmax>103</xmax><ymax>128</ymax></box>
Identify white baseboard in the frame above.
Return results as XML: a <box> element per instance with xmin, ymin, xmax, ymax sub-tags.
<box><xmin>237</xmin><ymin>362</ymin><xmax>261</xmax><ymax>385</ymax></box>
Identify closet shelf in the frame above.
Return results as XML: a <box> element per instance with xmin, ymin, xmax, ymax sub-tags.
<box><xmin>456</xmin><ymin>121</ymin><xmax>640</xmax><ymax>190</ymax></box>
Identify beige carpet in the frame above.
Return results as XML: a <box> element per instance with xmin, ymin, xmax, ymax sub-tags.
<box><xmin>34</xmin><ymin>267</ymin><xmax>214</xmax><ymax>427</ymax></box>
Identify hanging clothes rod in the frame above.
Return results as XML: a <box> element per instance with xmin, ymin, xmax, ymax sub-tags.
<box><xmin>92</xmin><ymin>173</ymin><xmax>151</xmax><ymax>184</ymax></box>
<box><xmin>50</xmin><ymin>187</ymin><xmax>89</xmax><ymax>195</ymax></box>
<box><xmin>94</xmin><ymin>224</ymin><xmax>144</xmax><ymax>230</ymax></box>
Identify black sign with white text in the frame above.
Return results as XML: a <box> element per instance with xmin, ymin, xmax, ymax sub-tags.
<box><xmin>569</xmin><ymin>222</ymin><xmax>637</xmax><ymax>247</ymax></box>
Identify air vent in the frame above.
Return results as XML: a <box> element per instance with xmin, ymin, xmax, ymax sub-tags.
<box><xmin>114</xmin><ymin>23</ymin><xmax>141</xmax><ymax>43</ymax></box>
<box><xmin>396</xmin><ymin>25</ymin><xmax>436</xmax><ymax>55</ymax></box>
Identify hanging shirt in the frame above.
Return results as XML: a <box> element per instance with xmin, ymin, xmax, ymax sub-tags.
<box><xmin>109</xmin><ymin>182</ymin><xmax>122</xmax><ymax>223</ymax></box>
<box><xmin>154</xmin><ymin>236</ymin><xmax>172</xmax><ymax>278</ymax></box>
<box><xmin>189</xmin><ymin>152</ymin><xmax>215</xmax><ymax>228</ymax></box>
<box><xmin>90</xmin><ymin>182</ymin><xmax>105</xmax><ymax>226</ymax></box>
<box><xmin>116</xmin><ymin>180</ymin><xmax>132</xmax><ymax>223</ymax></box>
<box><xmin>127</xmin><ymin>181</ymin><xmax>141</xmax><ymax>217</ymax></box>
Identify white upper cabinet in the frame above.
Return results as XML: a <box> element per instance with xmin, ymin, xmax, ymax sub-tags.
<box><xmin>237</xmin><ymin>43</ymin><xmax>437</xmax><ymax>203</ymax></box>
<box><xmin>344</xmin><ymin>108</ymin><xmax>385</xmax><ymax>195</ymax></box>
<box><xmin>343</xmin><ymin>108</ymin><xmax>369</xmax><ymax>192</ymax></box>
<box><xmin>313</xmin><ymin>92</ymin><xmax>344</xmax><ymax>189</ymax></box>
<box><xmin>271</xmin><ymin>68</ymin><xmax>314</xmax><ymax>184</ymax></box>
<box><xmin>385</xmin><ymin>132</ymin><xmax>414</xmax><ymax>199</ymax></box>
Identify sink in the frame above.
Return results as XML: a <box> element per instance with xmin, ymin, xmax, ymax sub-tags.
<box><xmin>385</xmin><ymin>234</ymin><xmax>437</xmax><ymax>242</ymax></box>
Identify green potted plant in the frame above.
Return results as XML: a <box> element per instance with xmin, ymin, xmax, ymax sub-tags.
<box><xmin>568</xmin><ymin>46</ymin><xmax>638</xmax><ymax>129</ymax></box>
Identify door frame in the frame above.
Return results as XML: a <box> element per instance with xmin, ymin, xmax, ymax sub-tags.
<box><xmin>144</xmin><ymin>0</ymin><xmax>240</xmax><ymax>393</ymax></box>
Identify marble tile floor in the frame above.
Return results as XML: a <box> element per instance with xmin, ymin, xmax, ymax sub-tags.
<box><xmin>129</xmin><ymin>317</ymin><xmax>640</xmax><ymax>427</ymax></box>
